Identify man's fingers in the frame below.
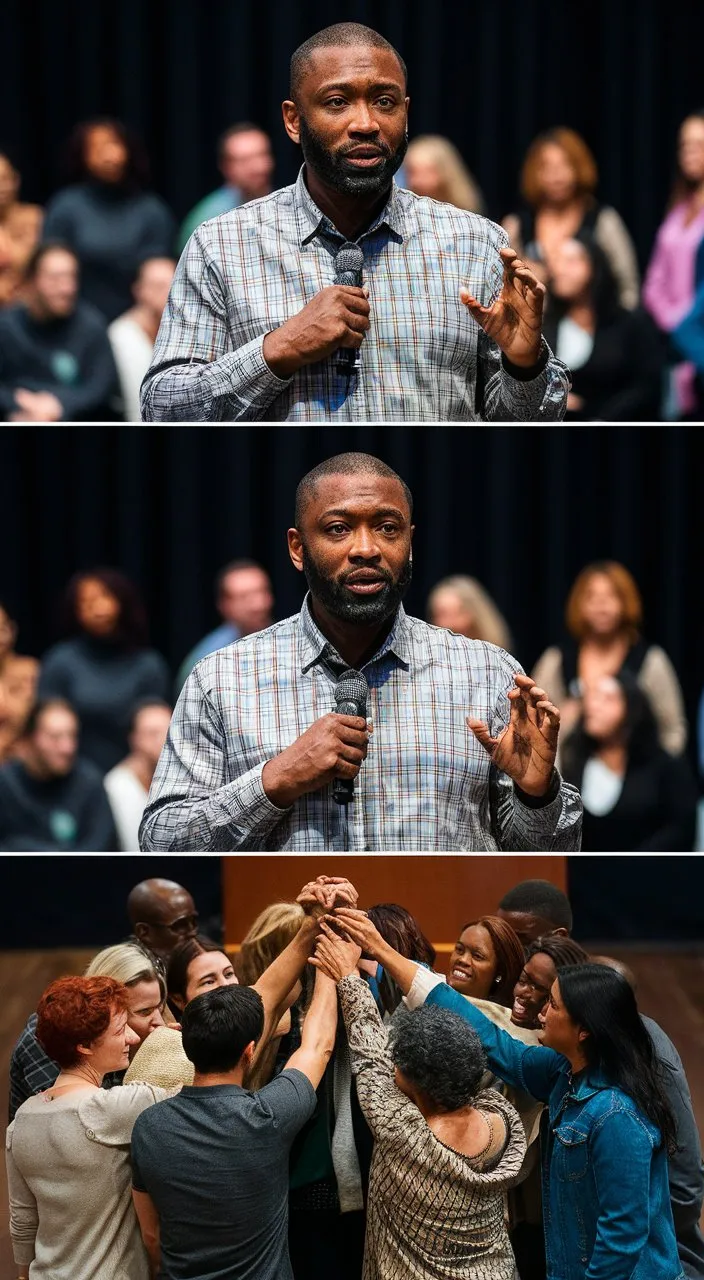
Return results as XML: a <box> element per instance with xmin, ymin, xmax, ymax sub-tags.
<box><xmin>466</xmin><ymin>717</ymin><xmax>500</xmax><ymax>752</ymax></box>
<box><xmin>459</xmin><ymin>286</ymin><xmax>490</xmax><ymax>317</ymax></box>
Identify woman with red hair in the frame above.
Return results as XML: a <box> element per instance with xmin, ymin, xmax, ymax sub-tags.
<box><xmin>533</xmin><ymin>561</ymin><xmax>687</xmax><ymax>757</ymax></box>
<box><xmin>447</xmin><ymin>915</ymin><xmax>524</xmax><ymax>1007</ymax></box>
<box><xmin>6</xmin><ymin>975</ymin><xmax>167</xmax><ymax>1280</ymax></box>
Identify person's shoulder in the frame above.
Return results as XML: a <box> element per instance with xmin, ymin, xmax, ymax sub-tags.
<box><xmin>404</xmin><ymin>615</ymin><xmax>520</xmax><ymax>670</ymax></box>
<box><xmin>258</xmin><ymin>1067</ymin><xmax>317</xmax><ymax>1110</ymax></box>
<box><xmin>0</xmin><ymin>756</ymin><xmax>24</xmax><ymax>786</ymax></box>
<box><xmin>73</xmin><ymin>299</ymin><xmax>110</xmax><ymax>333</ymax></box>
<box><xmin>0</xmin><ymin>302</ymin><xmax>25</xmax><ymax>330</ymax></box>
<box><xmin>196</xmin><ymin>184</ymin><xmax>297</xmax><ymax>240</ymax></box>
<box><xmin>41</xmin><ymin>637</ymin><xmax>80</xmax><ymax>664</ymax></box>
<box><xmin>192</xmin><ymin>614</ymin><xmax>299</xmax><ymax>678</ymax></box>
<box><xmin>396</xmin><ymin>188</ymin><xmax>506</xmax><ymax>243</ymax></box>
<box><xmin>72</xmin><ymin>755</ymin><xmax>109</xmax><ymax>788</ymax></box>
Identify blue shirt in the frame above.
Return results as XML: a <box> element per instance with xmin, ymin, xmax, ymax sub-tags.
<box><xmin>424</xmin><ymin>983</ymin><xmax>683</xmax><ymax>1280</ymax></box>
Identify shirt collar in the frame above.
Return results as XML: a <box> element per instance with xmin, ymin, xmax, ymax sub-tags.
<box><xmin>567</xmin><ymin>1067</ymin><xmax>613</xmax><ymax>1101</ymax></box>
<box><xmin>293</xmin><ymin>164</ymin><xmax>405</xmax><ymax>247</ymax></box>
<box><xmin>298</xmin><ymin>593</ymin><xmax>411</xmax><ymax>675</ymax></box>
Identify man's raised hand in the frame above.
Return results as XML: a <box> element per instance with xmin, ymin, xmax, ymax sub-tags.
<box><xmin>460</xmin><ymin>247</ymin><xmax>546</xmax><ymax>368</ymax></box>
<box><xmin>467</xmin><ymin>673</ymin><xmax>560</xmax><ymax>797</ymax></box>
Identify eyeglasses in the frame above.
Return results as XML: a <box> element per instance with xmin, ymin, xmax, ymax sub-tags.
<box><xmin>145</xmin><ymin>913</ymin><xmax>199</xmax><ymax>935</ymax></box>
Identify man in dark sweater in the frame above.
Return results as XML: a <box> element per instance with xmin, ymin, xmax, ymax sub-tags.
<box><xmin>0</xmin><ymin>698</ymin><xmax>117</xmax><ymax>851</ymax></box>
<box><xmin>0</xmin><ymin>242</ymin><xmax>118</xmax><ymax>421</ymax></box>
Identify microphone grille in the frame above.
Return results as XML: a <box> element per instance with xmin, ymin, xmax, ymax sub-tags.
<box><xmin>334</xmin><ymin>242</ymin><xmax>364</xmax><ymax>277</ymax></box>
<box><xmin>334</xmin><ymin>668</ymin><xmax>368</xmax><ymax>712</ymax></box>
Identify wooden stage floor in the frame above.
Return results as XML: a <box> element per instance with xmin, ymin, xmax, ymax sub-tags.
<box><xmin>1</xmin><ymin>946</ymin><xmax>703</xmax><ymax>1273</ymax></box>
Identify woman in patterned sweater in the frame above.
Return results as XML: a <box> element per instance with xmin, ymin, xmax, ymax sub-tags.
<box><xmin>313</xmin><ymin>922</ymin><xmax>526</xmax><ymax>1280</ymax></box>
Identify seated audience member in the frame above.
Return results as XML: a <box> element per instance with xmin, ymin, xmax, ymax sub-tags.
<box><xmin>404</xmin><ymin>135</ymin><xmax>485</xmax><ymax>213</ymax></box>
<box><xmin>643</xmin><ymin>111</ymin><xmax>704</xmax><ymax>418</ymax></box>
<box><xmin>533</xmin><ymin>560</ymin><xmax>687</xmax><ymax>757</ymax></box>
<box><xmin>175</xmin><ymin>558</ymin><xmax>274</xmax><ymax>691</ymax></box>
<box><xmin>130</xmin><ymin>972</ymin><xmax>336</xmax><ymax>1280</ymax></box>
<box><xmin>0</xmin><ymin>698</ymin><xmax>117</xmax><ymax>851</ymax></box>
<box><xmin>561</xmin><ymin>674</ymin><xmax>697</xmax><ymax>851</ymax></box>
<box><xmin>43</xmin><ymin>117</ymin><xmax>175</xmax><ymax>322</ymax></box>
<box><xmin>0</xmin><ymin>150</ymin><xmax>43</xmax><ymax>306</ymax></box>
<box><xmin>127</xmin><ymin>877</ymin><xmax>199</xmax><ymax>967</ymax></box>
<box><xmin>447</xmin><ymin>915</ymin><xmax>524</xmax><ymax>1007</ymax></box>
<box><xmin>312</xmin><ymin>925</ymin><xmax>526</xmax><ymax>1279</ymax></box>
<box><xmin>0</xmin><ymin>599</ymin><xmax>38</xmax><ymax>763</ymax></box>
<box><xmin>495</xmin><ymin>878</ymin><xmax>573</xmax><ymax>946</ymax></box>
<box><xmin>503</xmin><ymin>127</ymin><xmax>640</xmax><ymax>308</ymax></box>
<box><xmin>9</xmin><ymin>942</ymin><xmax>166</xmax><ymax>1119</ymax></box>
<box><xmin>104</xmin><ymin>699</ymin><xmax>172</xmax><ymax>850</ymax></box>
<box><xmin>39</xmin><ymin>568</ymin><xmax>170</xmax><ymax>774</ymax></box>
<box><xmin>6</xmin><ymin>975</ymin><xmax>168</xmax><ymax>1280</ymax></box>
<box><xmin>108</xmin><ymin>256</ymin><xmax>176</xmax><ymax>419</ymax></box>
<box><xmin>334</xmin><ymin>912</ymin><xmax>683</xmax><ymax>1280</ymax></box>
<box><xmin>177</xmin><ymin>122</ymin><xmax>275</xmax><ymax>252</ymax></box>
<box><xmin>0</xmin><ymin>242</ymin><xmax>118</xmax><ymax>421</ymax></box>
<box><xmin>543</xmin><ymin>235</ymin><xmax>663</xmax><ymax>420</ymax></box>
<box><xmin>427</xmin><ymin>574</ymin><xmax>512</xmax><ymax>649</ymax></box>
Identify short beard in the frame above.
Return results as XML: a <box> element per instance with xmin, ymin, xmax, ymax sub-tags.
<box><xmin>302</xmin><ymin>546</ymin><xmax>412</xmax><ymax>626</ymax></box>
<box><xmin>298</xmin><ymin>114</ymin><xmax>407</xmax><ymax>201</ymax></box>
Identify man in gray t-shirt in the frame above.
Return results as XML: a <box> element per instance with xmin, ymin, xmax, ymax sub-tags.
<box><xmin>131</xmin><ymin>974</ymin><xmax>337</xmax><ymax>1279</ymax></box>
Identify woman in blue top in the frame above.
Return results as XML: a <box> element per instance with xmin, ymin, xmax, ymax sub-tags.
<box><xmin>331</xmin><ymin>907</ymin><xmax>683</xmax><ymax>1280</ymax></box>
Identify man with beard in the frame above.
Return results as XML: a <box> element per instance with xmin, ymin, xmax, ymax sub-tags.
<box><xmin>139</xmin><ymin>453</ymin><xmax>581</xmax><ymax>851</ymax></box>
<box><xmin>141</xmin><ymin>22</ymin><xmax>569</xmax><ymax>423</ymax></box>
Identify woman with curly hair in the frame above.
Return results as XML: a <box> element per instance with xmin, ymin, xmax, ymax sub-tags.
<box><xmin>312</xmin><ymin>923</ymin><xmax>526</xmax><ymax>1279</ymax></box>
<box><xmin>38</xmin><ymin>568</ymin><xmax>170</xmax><ymax>773</ymax></box>
<box><xmin>6</xmin><ymin>974</ymin><xmax>167</xmax><ymax>1280</ymax></box>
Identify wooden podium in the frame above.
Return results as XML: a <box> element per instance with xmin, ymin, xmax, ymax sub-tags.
<box><xmin>223</xmin><ymin>856</ymin><xmax>566</xmax><ymax>971</ymax></box>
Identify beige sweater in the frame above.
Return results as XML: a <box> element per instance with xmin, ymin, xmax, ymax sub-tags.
<box><xmin>6</xmin><ymin>1082</ymin><xmax>166</xmax><ymax>1278</ymax></box>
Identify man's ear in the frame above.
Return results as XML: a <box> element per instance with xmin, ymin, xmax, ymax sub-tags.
<box><xmin>282</xmin><ymin>101</ymin><xmax>301</xmax><ymax>146</ymax></box>
<box><xmin>287</xmin><ymin>527</ymin><xmax>305</xmax><ymax>573</ymax></box>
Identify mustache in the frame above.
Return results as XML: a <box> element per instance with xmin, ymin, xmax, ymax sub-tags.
<box><xmin>338</xmin><ymin>566</ymin><xmax>394</xmax><ymax>587</ymax></box>
<box><xmin>337</xmin><ymin>140</ymin><xmax>392</xmax><ymax>160</ymax></box>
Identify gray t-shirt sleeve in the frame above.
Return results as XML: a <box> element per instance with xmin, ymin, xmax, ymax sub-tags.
<box><xmin>257</xmin><ymin>1069</ymin><xmax>317</xmax><ymax>1141</ymax></box>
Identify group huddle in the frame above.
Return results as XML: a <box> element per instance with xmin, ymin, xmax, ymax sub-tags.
<box><xmin>6</xmin><ymin>875</ymin><xmax>700</xmax><ymax>1280</ymax></box>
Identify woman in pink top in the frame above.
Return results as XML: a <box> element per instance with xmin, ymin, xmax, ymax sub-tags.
<box><xmin>643</xmin><ymin>111</ymin><xmax>704</xmax><ymax>416</ymax></box>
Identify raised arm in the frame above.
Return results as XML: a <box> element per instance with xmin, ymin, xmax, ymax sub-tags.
<box><xmin>283</xmin><ymin>968</ymin><xmax>338</xmax><ymax>1090</ymax></box>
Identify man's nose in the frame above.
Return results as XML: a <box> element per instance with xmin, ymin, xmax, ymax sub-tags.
<box><xmin>348</xmin><ymin>528</ymin><xmax>381</xmax><ymax>559</ymax></box>
<box><xmin>348</xmin><ymin>104</ymin><xmax>380</xmax><ymax>135</ymax></box>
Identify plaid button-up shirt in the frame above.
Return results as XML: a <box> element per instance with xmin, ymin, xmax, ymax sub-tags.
<box><xmin>141</xmin><ymin>168</ymin><xmax>569</xmax><ymax>423</ymax></box>
<box><xmin>140</xmin><ymin>598</ymin><xmax>581</xmax><ymax>852</ymax></box>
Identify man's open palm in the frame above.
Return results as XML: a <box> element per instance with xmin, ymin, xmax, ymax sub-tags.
<box><xmin>467</xmin><ymin>673</ymin><xmax>560</xmax><ymax>796</ymax></box>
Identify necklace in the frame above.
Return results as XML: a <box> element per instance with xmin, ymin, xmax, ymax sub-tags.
<box><xmin>474</xmin><ymin>1111</ymin><xmax>495</xmax><ymax>1158</ymax></box>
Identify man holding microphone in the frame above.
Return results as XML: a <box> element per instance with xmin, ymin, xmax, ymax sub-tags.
<box><xmin>141</xmin><ymin>22</ymin><xmax>569</xmax><ymax>422</ymax></box>
<box><xmin>140</xmin><ymin>452</ymin><xmax>581</xmax><ymax>851</ymax></box>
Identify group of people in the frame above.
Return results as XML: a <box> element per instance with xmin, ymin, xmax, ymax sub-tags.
<box><xmin>0</xmin><ymin>450</ymin><xmax>699</xmax><ymax>852</ymax></box>
<box><xmin>6</xmin><ymin>872</ymin><xmax>703</xmax><ymax>1280</ymax></box>
<box><xmin>3</xmin><ymin>24</ymin><xmax>704</xmax><ymax>421</ymax></box>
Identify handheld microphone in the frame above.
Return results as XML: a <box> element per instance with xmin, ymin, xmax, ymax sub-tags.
<box><xmin>333</xmin><ymin>242</ymin><xmax>364</xmax><ymax>377</ymax></box>
<box><xmin>332</xmin><ymin>668</ymin><xmax>369</xmax><ymax>805</ymax></box>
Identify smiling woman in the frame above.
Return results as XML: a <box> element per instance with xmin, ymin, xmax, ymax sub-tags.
<box><xmin>448</xmin><ymin>916</ymin><xmax>524</xmax><ymax>1007</ymax></box>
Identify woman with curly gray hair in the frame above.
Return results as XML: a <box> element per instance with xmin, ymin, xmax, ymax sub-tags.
<box><xmin>313</xmin><ymin>922</ymin><xmax>526</xmax><ymax>1280</ymax></box>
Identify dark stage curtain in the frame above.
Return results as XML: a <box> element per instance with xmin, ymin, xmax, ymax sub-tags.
<box><xmin>3</xmin><ymin>0</ymin><xmax>704</xmax><ymax>267</ymax></box>
<box><xmin>1</xmin><ymin>425</ymin><xmax>703</xmax><ymax>738</ymax></box>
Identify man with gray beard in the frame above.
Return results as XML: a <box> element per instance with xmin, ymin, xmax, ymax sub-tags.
<box><xmin>140</xmin><ymin>453</ymin><xmax>581</xmax><ymax>852</ymax></box>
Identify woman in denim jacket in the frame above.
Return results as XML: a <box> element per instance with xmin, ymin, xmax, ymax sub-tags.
<box><xmin>332</xmin><ymin>908</ymin><xmax>684</xmax><ymax>1280</ymax></box>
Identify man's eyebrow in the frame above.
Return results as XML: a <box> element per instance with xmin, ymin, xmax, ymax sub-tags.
<box><xmin>315</xmin><ymin>80</ymin><xmax>403</xmax><ymax>95</ymax></box>
<box><xmin>318</xmin><ymin>506</ymin><xmax>406</xmax><ymax>520</ymax></box>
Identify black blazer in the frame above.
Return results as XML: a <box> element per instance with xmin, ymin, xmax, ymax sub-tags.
<box><xmin>564</xmin><ymin>749</ymin><xmax>697</xmax><ymax>852</ymax></box>
<box><xmin>543</xmin><ymin>306</ymin><xmax>664</xmax><ymax>421</ymax></box>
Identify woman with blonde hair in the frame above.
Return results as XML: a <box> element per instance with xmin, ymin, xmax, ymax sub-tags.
<box><xmin>502</xmin><ymin>127</ymin><xmax>639</xmax><ymax>309</ymax></box>
<box><xmin>235</xmin><ymin>900</ymin><xmax>305</xmax><ymax>986</ymax></box>
<box><xmin>404</xmin><ymin>135</ymin><xmax>485</xmax><ymax>213</ymax></box>
<box><xmin>427</xmin><ymin>575</ymin><xmax>512</xmax><ymax>651</ymax></box>
<box><xmin>532</xmin><ymin>560</ymin><xmax>687</xmax><ymax>755</ymax></box>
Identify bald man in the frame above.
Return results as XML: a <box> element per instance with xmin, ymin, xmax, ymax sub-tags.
<box><xmin>127</xmin><ymin>878</ymin><xmax>199</xmax><ymax>962</ymax></box>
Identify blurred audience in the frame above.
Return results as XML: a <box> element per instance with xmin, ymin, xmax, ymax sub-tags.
<box><xmin>9</xmin><ymin>942</ymin><xmax>166</xmax><ymax>1120</ymax></box>
<box><xmin>43</xmin><ymin>118</ymin><xmax>175</xmax><ymax>322</ymax></box>
<box><xmin>0</xmin><ymin>242</ymin><xmax>118</xmax><ymax>421</ymax></box>
<box><xmin>38</xmin><ymin>568</ymin><xmax>170</xmax><ymax>774</ymax></box>
<box><xmin>176</xmin><ymin>559</ymin><xmax>274</xmax><ymax>692</ymax></box>
<box><xmin>108</xmin><ymin>256</ymin><xmax>176</xmax><ymax>419</ymax></box>
<box><xmin>127</xmin><ymin>877</ymin><xmax>200</xmax><ymax>966</ymax></box>
<box><xmin>404</xmin><ymin>134</ymin><xmax>485</xmax><ymax>212</ymax></box>
<box><xmin>543</xmin><ymin>234</ymin><xmax>663</xmax><ymax>419</ymax></box>
<box><xmin>0</xmin><ymin>599</ymin><xmax>38</xmax><ymax>763</ymax></box>
<box><xmin>496</xmin><ymin>879</ymin><xmax>573</xmax><ymax>945</ymax></box>
<box><xmin>104</xmin><ymin>699</ymin><xmax>172</xmax><ymax>851</ymax></box>
<box><xmin>446</xmin><ymin>915</ymin><xmax>524</xmax><ymax>1007</ymax></box>
<box><xmin>533</xmin><ymin>560</ymin><xmax>687</xmax><ymax>756</ymax></box>
<box><xmin>0</xmin><ymin>150</ymin><xmax>43</xmax><ymax>306</ymax></box>
<box><xmin>7</xmin><ymin>975</ymin><xmax>167</xmax><ymax>1280</ymax></box>
<box><xmin>0</xmin><ymin>698</ymin><xmax>117</xmax><ymax>851</ymax></box>
<box><xmin>178</xmin><ymin>122</ymin><xmax>275</xmax><ymax>251</ymax></box>
<box><xmin>562</xmin><ymin>673</ymin><xmax>697</xmax><ymax>851</ymax></box>
<box><xmin>427</xmin><ymin>574</ymin><xmax>512</xmax><ymax>649</ymax></box>
<box><xmin>503</xmin><ymin>127</ymin><xmax>640</xmax><ymax>309</ymax></box>
<box><xmin>644</xmin><ymin>111</ymin><xmax>704</xmax><ymax>418</ymax></box>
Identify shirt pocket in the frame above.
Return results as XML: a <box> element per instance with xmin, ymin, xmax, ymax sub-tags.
<box><xmin>553</xmin><ymin>1121</ymin><xmax>590</xmax><ymax>1182</ymax></box>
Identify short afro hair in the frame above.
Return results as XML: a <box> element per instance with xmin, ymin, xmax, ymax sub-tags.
<box><xmin>498</xmin><ymin>880</ymin><xmax>573</xmax><ymax>932</ymax></box>
<box><xmin>388</xmin><ymin>1003</ymin><xmax>486</xmax><ymax>1111</ymax></box>
<box><xmin>290</xmin><ymin>22</ymin><xmax>408</xmax><ymax>102</ymax></box>
<box><xmin>294</xmin><ymin>451</ymin><xmax>413</xmax><ymax>527</ymax></box>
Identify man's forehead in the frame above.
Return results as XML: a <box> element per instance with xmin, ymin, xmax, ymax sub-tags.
<box><xmin>308</xmin><ymin>472</ymin><xmax>409</xmax><ymax>515</ymax></box>
<box><xmin>153</xmin><ymin>888</ymin><xmax>193</xmax><ymax>917</ymax></box>
<box><xmin>302</xmin><ymin>43</ymin><xmax>405</xmax><ymax>91</ymax></box>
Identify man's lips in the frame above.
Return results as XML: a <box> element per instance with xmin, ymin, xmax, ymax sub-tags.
<box><xmin>343</xmin><ymin>572</ymin><xmax>389</xmax><ymax>595</ymax></box>
<box><xmin>343</xmin><ymin>148</ymin><xmax>385</xmax><ymax>166</ymax></box>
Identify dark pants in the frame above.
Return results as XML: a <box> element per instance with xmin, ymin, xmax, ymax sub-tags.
<box><xmin>288</xmin><ymin>1207</ymin><xmax>366</xmax><ymax>1280</ymax></box>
